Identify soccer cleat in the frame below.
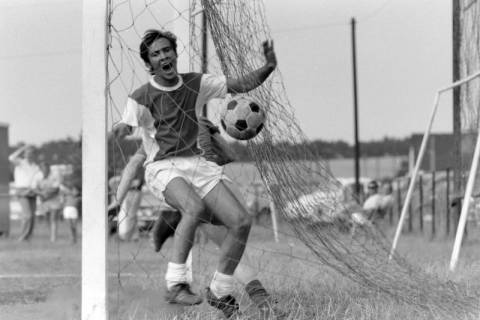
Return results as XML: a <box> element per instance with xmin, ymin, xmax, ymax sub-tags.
<box><xmin>152</xmin><ymin>210</ymin><xmax>182</xmax><ymax>252</ymax></box>
<box><xmin>206</xmin><ymin>287</ymin><xmax>240</xmax><ymax>319</ymax></box>
<box><xmin>245</xmin><ymin>280</ymin><xmax>287</xmax><ymax>320</ymax></box>
<box><xmin>165</xmin><ymin>283</ymin><xmax>203</xmax><ymax>306</ymax></box>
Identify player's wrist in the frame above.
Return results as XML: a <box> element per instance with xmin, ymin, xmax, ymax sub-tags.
<box><xmin>264</xmin><ymin>62</ymin><xmax>276</xmax><ymax>73</ymax></box>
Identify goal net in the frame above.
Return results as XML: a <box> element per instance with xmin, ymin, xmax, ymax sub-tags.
<box><xmin>100</xmin><ymin>0</ymin><xmax>479</xmax><ymax>318</ymax></box>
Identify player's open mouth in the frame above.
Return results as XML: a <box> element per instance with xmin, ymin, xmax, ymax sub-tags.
<box><xmin>162</xmin><ymin>63</ymin><xmax>173</xmax><ymax>72</ymax></box>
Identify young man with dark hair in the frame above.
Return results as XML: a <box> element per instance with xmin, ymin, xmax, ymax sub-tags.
<box><xmin>114</xmin><ymin>29</ymin><xmax>277</xmax><ymax>316</ymax></box>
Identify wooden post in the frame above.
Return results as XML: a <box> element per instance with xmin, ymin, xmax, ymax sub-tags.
<box><xmin>270</xmin><ymin>200</ymin><xmax>279</xmax><ymax>243</ymax></box>
<box><xmin>388</xmin><ymin>207</ymin><xmax>393</xmax><ymax>226</ymax></box>
<box><xmin>0</xmin><ymin>124</ymin><xmax>10</xmax><ymax>237</ymax></box>
<box><xmin>351</xmin><ymin>17</ymin><xmax>361</xmax><ymax>198</ymax></box>
<box><xmin>396</xmin><ymin>178</ymin><xmax>402</xmax><ymax>220</ymax></box>
<box><xmin>82</xmin><ymin>0</ymin><xmax>108</xmax><ymax>319</ymax></box>
<box><xmin>419</xmin><ymin>174</ymin><xmax>424</xmax><ymax>233</ymax></box>
<box><xmin>431</xmin><ymin>171</ymin><xmax>436</xmax><ymax>239</ymax></box>
<box><xmin>446</xmin><ymin>168</ymin><xmax>451</xmax><ymax>236</ymax></box>
<box><xmin>452</xmin><ymin>0</ymin><xmax>462</xmax><ymax>212</ymax></box>
<box><xmin>408</xmin><ymin>177</ymin><xmax>413</xmax><ymax>233</ymax></box>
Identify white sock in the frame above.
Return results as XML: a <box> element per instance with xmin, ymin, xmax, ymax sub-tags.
<box><xmin>210</xmin><ymin>271</ymin><xmax>235</xmax><ymax>298</ymax></box>
<box><xmin>165</xmin><ymin>262</ymin><xmax>188</xmax><ymax>290</ymax></box>
<box><xmin>186</xmin><ymin>250</ymin><xmax>193</xmax><ymax>284</ymax></box>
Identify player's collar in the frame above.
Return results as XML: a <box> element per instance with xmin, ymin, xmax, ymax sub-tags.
<box><xmin>149</xmin><ymin>75</ymin><xmax>183</xmax><ymax>91</ymax></box>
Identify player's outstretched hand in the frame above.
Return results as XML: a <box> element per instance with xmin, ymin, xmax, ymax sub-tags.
<box><xmin>262</xmin><ymin>40</ymin><xmax>277</xmax><ymax>70</ymax></box>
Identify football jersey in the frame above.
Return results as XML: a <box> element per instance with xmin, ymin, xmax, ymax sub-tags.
<box><xmin>121</xmin><ymin>73</ymin><xmax>227</xmax><ymax>163</ymax></box>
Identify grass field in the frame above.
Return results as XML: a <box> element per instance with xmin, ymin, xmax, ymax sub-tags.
<box><xmin>1</xmin><ymin>218</ymin><xmax>480</xmax><ymax>320</ymax></box>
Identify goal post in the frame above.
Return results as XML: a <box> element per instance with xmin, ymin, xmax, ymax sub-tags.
<box><xmin>82</xmin><ymin>0</ymin><xmax>109</xmax><ymax>319</ymax></box>
<box><xmin>81</xmin><ymin>1</ymin><xmax>197</xmax><ymax>318</ymax></box>
<box><xmin>389</xmin><ymin>71</ymin><xmax>480</xmax><ymax>261</ymax></box>
<box><xmin>449</xmin><ymin>125</ymin><xmax>480</xmax><ymax>270</ymax></box>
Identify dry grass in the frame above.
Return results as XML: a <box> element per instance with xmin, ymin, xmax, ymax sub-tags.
<box><xmin>1</xmin><ymin>219</ymin><xmax>480</xmax><ymax>319</ymax></box>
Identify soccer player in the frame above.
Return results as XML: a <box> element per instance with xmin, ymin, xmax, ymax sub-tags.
<box><xmin>114</xmin><ymin>29</ymin><xmax>277</xmax><ymax>315</ymax></box>
<box><xmin>113</xmin><ymin>125</ymin><xmax>284</xmax><ymax>319</ymax></box>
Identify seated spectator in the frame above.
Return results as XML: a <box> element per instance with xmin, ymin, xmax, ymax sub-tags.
<box><xmin>351</xmin><ymin>180</ymin><xmax>394</xmax><ymax>230</ymax></box>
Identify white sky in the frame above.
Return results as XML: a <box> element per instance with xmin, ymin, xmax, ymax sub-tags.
<box><xmin>0</xmin><ymin>0</ymin><xmax>453</xmax><ymax>145</ymax></box>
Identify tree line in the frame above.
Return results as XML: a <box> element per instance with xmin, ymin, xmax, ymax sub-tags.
<box><xmin>8</xmin><ymin>135</ymin><xmax>412</xmax><ymax>186</ymax></box>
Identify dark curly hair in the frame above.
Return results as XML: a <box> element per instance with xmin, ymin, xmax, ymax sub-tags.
<box><xmin>139</xmin><ymin>29</ymin><xmax>178</xmax><ymax>72</ymax></box>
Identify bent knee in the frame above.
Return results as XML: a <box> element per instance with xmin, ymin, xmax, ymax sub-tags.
<box><xmin>232</xmin><ymin>214</ymin><xmax>252</xmax><ymax>233</ymax></box>
<box><xmin>182</xmin><ymin>202</ymin><xmax>207</xmax><ymax>220</ymax></box>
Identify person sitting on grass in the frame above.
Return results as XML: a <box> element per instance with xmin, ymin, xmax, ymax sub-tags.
<box><xmin>113</xmin><ymin>28</ymin><xmax>277</xmax><ymax>316</ymax></box>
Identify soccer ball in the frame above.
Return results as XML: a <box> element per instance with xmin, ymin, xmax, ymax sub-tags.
<box><xmin>220</xmin><ymin>96</ymin><xmax>266</xmax><ymax>140</ymax></box>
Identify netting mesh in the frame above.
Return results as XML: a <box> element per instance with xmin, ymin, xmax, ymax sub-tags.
<box><xmin>106</xmin><ymin>0</ymin><xmax>480</xmax><ymax>318</ymax></box>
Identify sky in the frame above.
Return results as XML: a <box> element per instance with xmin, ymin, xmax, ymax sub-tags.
<box><xmin>0</xmin><ymin>0</ymin><xmax>454</xmax><ymax>145</ymax></box>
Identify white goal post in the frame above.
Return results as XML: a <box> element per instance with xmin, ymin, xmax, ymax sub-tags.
<box><xmin>389</xmin><ymin>71</ymin><xmax>480</xmax><ymax>263</ymax></box>
<box><xmin>82</xmin><ymin>0</ymin><xmax>109</xmax><ymax>319</ymax></box>
<box><xmin>80</xmin><ymin>1</ymin><xmax>196</xmax><ymax>319</ymax></box>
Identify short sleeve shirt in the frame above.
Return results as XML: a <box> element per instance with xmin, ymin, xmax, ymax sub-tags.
<box><xmin>121</xmin><ymin>73</ymin><xmax>227</xmax><ymax>164</ymax></box>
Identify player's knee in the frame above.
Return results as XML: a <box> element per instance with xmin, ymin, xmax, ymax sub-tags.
<box><xmin>232</xmin><ymin>214</ymin><xmax>252</xmax><ymax>235</ymax></box>
<box><xmin>182</xmin><ymin>202</ymin><xmax>206</xmax><ymax>221</ymax></box>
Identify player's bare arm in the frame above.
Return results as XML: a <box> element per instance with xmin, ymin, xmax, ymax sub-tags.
<box><xmin>226</xmin><ymin>40</ymin><xmax>277</xmax><ymax>94</ymax></box>
<box><xmin>113</xmin><ymin>151</ymin><xmax>146</xmax><ymax>205</ymax></box>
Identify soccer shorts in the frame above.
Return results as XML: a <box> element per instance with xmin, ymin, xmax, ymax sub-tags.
<box><xmin>63</xmin><ymin>206</ymin><xmax>79</xmax><ymax>220</ymax></box>
<box><xmin>145</xmin><ymin>156</ymin><xmax>231</xmax><ymax>202</ymax></box>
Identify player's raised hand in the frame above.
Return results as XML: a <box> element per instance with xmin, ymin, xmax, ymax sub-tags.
<box><xmin>262</xmin><ymin>40</ymin><xmax>277</xmax><ymax>70</ymax></box>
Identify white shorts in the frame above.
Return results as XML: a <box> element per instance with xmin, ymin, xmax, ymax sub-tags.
<box><xmin>63</xmin><ymin>206</ymin><xmax>79</xmax><ymax>220</ymax></box>
<box><xmin>145</xmin><ymin>156</ymin><xmax>231</xmax><ymax>202</ymax></box>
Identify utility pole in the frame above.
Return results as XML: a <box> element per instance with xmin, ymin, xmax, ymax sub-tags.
<box><xmin>202</xmin><ymin>9</ymin><xmax>209</xmax><ymax>117</ymax></box>
<box><xmin>351</xmin><ymin>17</ymin><xmax>361</xmax><ymax>198</ymax></box>
<box><xmin>452</xmin><ymin>0</ymin><xmax>462</xmax><ymax>201</ymax></box>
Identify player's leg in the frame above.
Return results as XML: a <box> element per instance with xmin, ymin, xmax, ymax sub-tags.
<box><xmin>150</xmin><ymin>206</ymin><xmax>285</xmax><ymax>318</ymax></box>
<box><xmin>204</xmin><ymin>181</ymin><xmax>252</xmax><ymax>274</ymax></box>
<box><xmin>199</xmin><ymin>222</ymin><xmax>285</xmax><ymax>319</ymax></box>
<box><xmin>199</xmin><ymin>224</ymin><xmax>256</xmax><ymax>282</ymax></box>
<box><xmin>202</xmin><ymin>181</ymin><xmax>252</xmax><ymax>318</ymax></box>
<box><xmin>162</xmin><ymin>177</ymin><xmax>206</xmax><ymax>305</ymax></box>
<box><xmin>118</xmin><ymin>189</ymin><xmax>141</xmax><ymax>241</ymax></box>
<box><xmin>49</xmin><ymin>208</ymin><xmax>59</xmax><ymax>242</ymax></box>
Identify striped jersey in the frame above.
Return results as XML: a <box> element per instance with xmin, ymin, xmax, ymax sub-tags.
<box><xmin>121</xmin><ymin>73</ymin><xmax>227</xmax><ymax>164</ymax></box>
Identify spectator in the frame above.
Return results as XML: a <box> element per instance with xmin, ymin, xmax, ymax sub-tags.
<box><xmin>9</xmin><ymin>145</ymin><xmax>42</xmax><ymax>241</ymax></box>
<box><xmin>60</xmin><ymin>178</ymin><xmax>80</xmax><ymax>244</ymax></box>
<box><xmin>36</xmin><ymin>161</ymin><xmax>63</xmax><ymax>242</ymax></box>
<box><xmin>363</xmin><ymin>180</ymin><xmax>394</xmax><ymax>223</ymax></box>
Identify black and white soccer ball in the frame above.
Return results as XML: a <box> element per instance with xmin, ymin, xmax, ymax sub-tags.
<box><xmin>220</xmin><ymin>96</ymin><xmax>266</xmax><ymax>140</ymax></box>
